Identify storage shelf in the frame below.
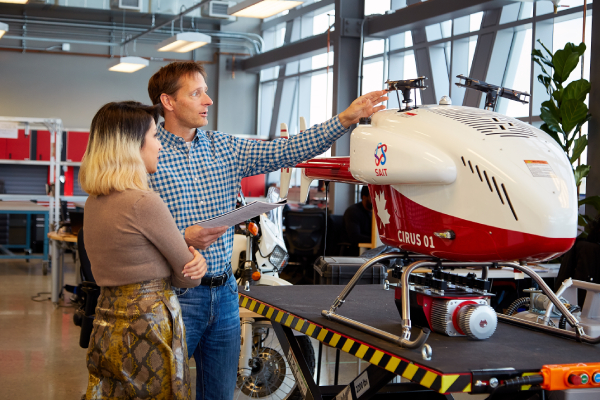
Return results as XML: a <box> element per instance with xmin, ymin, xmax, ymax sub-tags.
<box><xmin>0</xmin><ymin>194</ymin><xmax>52</xmax><ymax>202</ymax></box>
<box><xmin>60</xmin><ymin>196</ymin><xmax>88</xmax><ymax>202</ymax></box>
<box><xmin>0</xmin><ymin>159</ymin><xmax>52</xmax><ymax>166</ymax></box>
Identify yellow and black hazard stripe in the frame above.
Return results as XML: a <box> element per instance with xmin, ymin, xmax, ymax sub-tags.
<box><xmin>239</xmin><ymin>294</ymin><xmax>472</xmax><ymax>394</ymax></box>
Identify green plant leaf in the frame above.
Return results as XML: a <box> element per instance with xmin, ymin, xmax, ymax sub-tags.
<box><xmin>563</xmin><ymin>79</ymin><xmax>591</xmax><ymax>102</ymax></box>
<box><xmin>561</xmin><ymin>99</ymin><xmax>589</xmax><ymax>134</ymax></box>
<box><xmin>578</xmin><ymin>214</ymin><xmax>590</xmax><ymax>228</ymax></box>
<box><xmin>537</xmin><ymin>73</ymin><xmax>552</xmax><ymax>93</ymax></box>
<box><xmin>574</xmin><ymin>114</ymin><xmax>592</xmax><ymax>135</ymax></box>
<box><xmin>534</xmin><ymin>60</ymin><xmax>550</xmax><ymax>79</ymax></box>
<box><xmin>574</xmin><ymin>164</ymin><xmax>591</xmax><ymax>187</ymax></box>
<box><xmin>539</xmin><ymin>123</ymin><xmax>563</xmax><ymax>148</ymax></box>
<box><xmin>574</xmin><ymin>42</ymin><xmax>587</xmax><ymax>56</ymax></box>
<box><xmin>537</xmin><ymin>39</ymin><xmax>554</xmax><ymax>58</ymax></box>
<box><xmin>563</xmin><ymin>42</ymin><xmax>586</xmax><ymax>57</ymax></box>
<box><xmin>579</xmin><ymin>195</ymin><xmax>600</xmax><ymax>212</ymax></box>
<box><xmin>541</xmin><ymin>100</ymin><xmax>560</xmax><ymax>120</ymax></box>
<box><xmin>570</xmin><ymin>135</ymin><xmax>588</xmax><ymax>164</ymax></box>
<box><xmin>532</xmin><ymin>53</ymin><xmax>554</xmax><ymax>71</ymax></box>
<box><xmin>541</xmin><ymin>107</ymin><xmax>563</xmax><ymax>134</ymax></box>
<box><xmin>566</xmin><ymin>134</ymin><xmax>576</xmax><ymax>152</ymax></box>
<box><xmin>552</xmin><ymin>89</ymin><xmax>563</xmax><ymax>104</ymax></box>
<box><xmin>553</xmin><ymin>49</ymin><xmax>580</xmax><ymax>83</ymax></box>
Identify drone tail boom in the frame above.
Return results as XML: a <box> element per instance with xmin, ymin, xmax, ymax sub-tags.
<box><xmin>295</xmin><ymin>157</ymin><xmax>362</xmax><ymax>203</ymax></box>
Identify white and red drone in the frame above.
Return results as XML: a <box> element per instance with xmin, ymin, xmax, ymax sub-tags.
<box><xmin>282</xmin><ymin>75</ymin><xmax>577</xmax><ymax>264</ymax></box>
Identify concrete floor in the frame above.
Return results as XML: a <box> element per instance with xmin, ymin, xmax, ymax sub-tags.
<box><xmin>0</xmin><ymin>257</ymin><xmax>483</xmax><ymax>400</ymax></box>
<box><xmin>0</xmin><ymin>258</ymin><xmax>88</xmax><ymax>399</ymax></box>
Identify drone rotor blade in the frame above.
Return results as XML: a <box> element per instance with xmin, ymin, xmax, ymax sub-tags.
<box><xmin>299</xmin><ymin>116</ymin><xmax>307</xmax><ymax>133</ymax></box>
<box><xmin>279</xmin><ymin>123</ymin><xmax>292</xmax><ymax>198</ymax></box>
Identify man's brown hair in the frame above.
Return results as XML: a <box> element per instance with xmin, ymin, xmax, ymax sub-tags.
<box><xmin>148</xmin><ymin>61</ymin><xmax>207</xmax><ymax>115</ymax></box>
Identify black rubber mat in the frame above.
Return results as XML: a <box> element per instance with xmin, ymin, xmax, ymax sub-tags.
<box><xmin>239</xmin><ymin>284</ymin><xmax>600</xmax><ymax>374</ymax></box>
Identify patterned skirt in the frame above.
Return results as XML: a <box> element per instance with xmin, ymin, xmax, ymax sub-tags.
<box><xmin>85</xmin><ymin>278</ymin><xmax>191</xmax><ymax>400</ymax></box>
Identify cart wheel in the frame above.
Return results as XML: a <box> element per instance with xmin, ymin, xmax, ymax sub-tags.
<box><xmin>25</xmin><ymin>249</ymin><xmax>32</xmax><ymax>263</ymax></box>
<box><xmin>42</xmin><ymin>261</ymin><xmax>49</xmax><ymax>276</ymax></box>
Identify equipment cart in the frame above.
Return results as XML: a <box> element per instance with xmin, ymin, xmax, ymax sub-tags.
<box><xmin>238</xmin><ymin>285</ymin><xmax>600</xmax><ymax>400</ymax></box>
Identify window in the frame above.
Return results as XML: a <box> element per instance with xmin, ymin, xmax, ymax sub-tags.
<box><xmin>263</xmin><ymin>23</ymin><xmax>286</xmax><ymax>52</ymax></box>
<box><xmin>365</xmin><ymin>0</ymin><xmax>391</xmax><ymax>16</ymax></box>
<box><xmin>503</xmin><ymin>28</ymin><xmax>532</xmax><ymax>118</ymax></box>
<box><xmin>362</xmin><ymin>59</ymin><xmax>384</xmax><ymax>95</ymax></box>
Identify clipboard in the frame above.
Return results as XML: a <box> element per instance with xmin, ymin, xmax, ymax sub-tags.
<box><xmin>194</xmin><ymin>199</ymin><xmax>287</xmax><ymax>228</ymax></box>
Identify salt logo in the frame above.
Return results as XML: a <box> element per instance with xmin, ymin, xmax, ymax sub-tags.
<box><xmin>354</xmin><ymin>371</ymin><xmax>370</xmax><ymax>398</ymax></box>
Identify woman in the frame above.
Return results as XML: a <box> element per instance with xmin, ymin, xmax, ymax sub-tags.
<box><xmin>79</xmin><ymin>101</ymin><xmax>206</xmax><ymax>400</ymax></box>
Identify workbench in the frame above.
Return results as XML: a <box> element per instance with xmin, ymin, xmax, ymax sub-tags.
<box><xmin>0</xmin><ymin>201</ymin><xmax>49</xmax><ymax>269</ymax></box>
<box><xmin>47</xmin><ymin>231</ymin><xmax>78</xmax><ymax>304</ymax></box>
<box><xmin>238</xmin><ymin>285</ymin><xmax>600</xmax><ymax>400</ymax></box>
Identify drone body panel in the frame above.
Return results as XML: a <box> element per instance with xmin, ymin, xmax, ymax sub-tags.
<box><xmin>370</xmin><ymin>184</ymin><xmax>574</xmax><ymax>262</ymax></box>
<box><xmin>350</xmin><ymin>106</ymin><xmax>577</xmax><ymax>240</ymax></box>
<box><xmin>301</xmin><ymin>104</ymin><xmax>577</xmax><ymax>262</ymax></box>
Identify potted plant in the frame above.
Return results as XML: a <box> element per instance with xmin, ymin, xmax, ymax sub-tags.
<box><xmin>532</xmin><ymin>40</ymin><xmax>598</xmax><ymax>234</ymax></box>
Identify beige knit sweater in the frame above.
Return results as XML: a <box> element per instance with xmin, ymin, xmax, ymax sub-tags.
<box><xmin>84</xmin><ymin>189</ymin><xmax>200</xmax><ymax>288</ymax></box>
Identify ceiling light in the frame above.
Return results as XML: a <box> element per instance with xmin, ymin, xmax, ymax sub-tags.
<box><xmin>0</xmin><ymin>22</ymin><xmax>8</xmax><ymax>39</ymax></box>
<box><xmin>228</xmin><ymin>0</ymin><xmax>303</xmax><ymax>19</ymax></box>
<box><xmin>157</xmin><ymin>32</ymin><xmax>211</xmax><ymax>53</ymax></box>
<box><xmin>108</xmin><ymin>56</ymin><xmax>149</xmax><ymax>73</ymax></box>
<box><xmin>0</xmin><ymin>0</ymin><xmax>28</xmax><ymax>3</ymax></box>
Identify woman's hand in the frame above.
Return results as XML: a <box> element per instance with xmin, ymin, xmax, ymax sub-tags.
<box><xmin>182</xmin><ymin>246</ymin><xmax>207</xmax><ymax>279</ymax></box>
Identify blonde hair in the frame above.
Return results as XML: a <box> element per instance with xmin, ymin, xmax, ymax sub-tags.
<box><xmin>79</xmin><ymin>101</ymin><xmax>160</xmax><ymax>196</ymax></box>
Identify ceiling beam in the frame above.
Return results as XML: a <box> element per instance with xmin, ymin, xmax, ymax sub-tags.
<box><xmin>261</xmin><ymin>0</ymin><xmax>334</xmax><ymax>32</ymax></box>
<box><xmin>241</xmin><ymin>32</ymin><xmax>329</xmax><ymax>72</ymax></box>
<box><xmin>366</xmin><ymin>0</ymin><xmax>514</xmax><ymax>38</ymax></box>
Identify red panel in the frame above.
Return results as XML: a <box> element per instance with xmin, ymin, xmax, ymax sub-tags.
<box><xmin>36</xmin><ymin>130</ymin><xmax>51</xmax><ymax>161</ymax></box>
<box><xmin>67</xmin><ymin>131</ymin><xmax>89</xmax><ymax>162</ymax></box>
<box><xmin>3</xmin><ymin>130</ymin><xmax>30</xmax><ymax>160</ymax></box>
<box><xmin>63</xmin><ymin>166</ymin><xmax>74</xmax><ymax>196</ymax></box>
<box><xmin>241</xmin><ymin>174</ymin><xmax>266</xmax><ymax>197</ymax></box>
<box><xmin>299</xmin><ymin>157</ymin><xmax>359</xmax><ymax>184</ymax></box>
<box><xmin>0</xmin><ymin>139</ymin><xmax>6</xmax><ymax>159</ymax></box>
<box><xmin>371</xmin><ymin>185</ymin><xmax>575</xmax><ymax>263</ymax></box>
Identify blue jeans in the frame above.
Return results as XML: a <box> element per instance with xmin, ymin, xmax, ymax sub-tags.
<box><xmin>173</xmin><ymin>274</ymin><xmax>241</xmax><ymax>400</ymax></box>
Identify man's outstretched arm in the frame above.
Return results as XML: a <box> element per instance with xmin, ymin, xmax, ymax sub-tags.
<box><xmin>233</xmin><ymin>90</ymin><xmax>389</xmax><ymax>178</ymax></box>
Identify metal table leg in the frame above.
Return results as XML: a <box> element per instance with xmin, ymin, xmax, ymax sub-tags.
<box><xmin>272</xmin><ymin>323</ymin><xmax>323</xmax><ymax>400</ymax></box>
<box><xmin>51</xmin><ymin>239</ymin><xmax>60</xmax><ymax>303</ymax></box>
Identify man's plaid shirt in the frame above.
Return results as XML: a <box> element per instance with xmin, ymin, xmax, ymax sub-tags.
<box><xmin>149</xmin><ymin>116</ymin><xmax>348</xmax><ymax>278</ymax></box>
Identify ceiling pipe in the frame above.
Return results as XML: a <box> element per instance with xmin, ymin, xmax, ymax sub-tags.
<box><xmin>0</xmin><ymin>45</ymin><xmax>219</xmax><ymax>63</ymax></box>
<box><xmin>4</xmin><ymin>34</ymin><xmax>119</xmax><ymax>46</ymax></box>
<box><xmin>120</xmin><ymin>0</ymin><xmax>211</xmax><ymax>46</ymax></box>
<box><xmin>0</xmin><ymin>17</ymin><xmax>264</xmax><ymax>54</ymax></box>
<box><xmin>2</xmin><ymin>33</ymin><xmax>259</xmax><ymax>54</ymax></box>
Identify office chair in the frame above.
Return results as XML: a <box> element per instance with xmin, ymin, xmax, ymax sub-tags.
<box><xmin>285</xmin><ymin>209</ymin><xmax>325</xmax><ymax>256</ymax></box>
<box><xmin>325</xmin><ymin>214</ymin><xmax>353</xmax><ymax>256</ymax></box>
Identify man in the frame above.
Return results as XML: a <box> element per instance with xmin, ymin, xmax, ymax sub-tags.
<box><xmin>147</xmin><ymin>61</ymin><xmax>387</xmax><ymax>400</ymax></box>
<box><xmin>343</xmin><ymin>186</ymin><xmax>373</xmax><ymax>255</ymax></box>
